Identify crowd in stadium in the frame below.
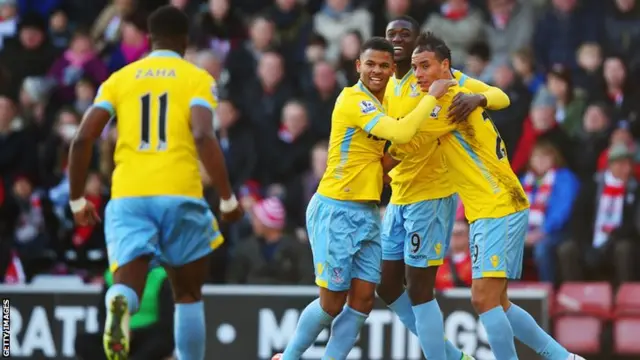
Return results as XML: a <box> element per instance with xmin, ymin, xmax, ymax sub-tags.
<box><xmin>0</xmin><ymin>0</ymin><xmax>639</xmax><ymax>290</ymax></box>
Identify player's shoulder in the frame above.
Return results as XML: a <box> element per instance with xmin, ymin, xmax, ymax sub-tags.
<box><xmin>338</xmin><ymin>85</ymin><xmax>378</xmax><ymax>115</ymax></box>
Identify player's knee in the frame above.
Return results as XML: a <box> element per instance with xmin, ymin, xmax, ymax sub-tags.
<box><xmin>319</xmin><ymin>289</ymin><xmax>348</xmax><ymax>317</ymax></box>
<box><xmin>471</xmin><ymin>280</ymin><xmax>503</xmax><ymax>313</ymax></box>
<box><xmin>347</xmin><ymin>293</ymin><xmax>375</xmax><ymax>314</ymax></box>
<box><xmin>172</xmin><ymin>288</ymin><xmax>203</xmax><ymax>304</ymax></box>
<box><xmin>376</xmin><ymin>281</ymin><xmax>403</xmax><ymax>305</ymax></box>
<box><xmin>406</xmin><ymin>266</ymin><xmax>436</xmax><ymax>304</ymax></box>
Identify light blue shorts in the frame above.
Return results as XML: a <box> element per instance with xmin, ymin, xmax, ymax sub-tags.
<box><xmin>306</xmin><ymin>194</ymin><xmax>381</xmax><ymax>291</ymax></box>
<box><xmin>381</xmin><ymin>195</ymin><xmax>457</xmax><ymax>268</ymax></box>
<box><xmin>105</xmin><ymin>196</ymin><xmax>223</xmax><ymax>271</ymax></box>
<box><xmin>469</xmin><ymin>209</ymin><xmax>529</xmax><ymax>279</ymax></box>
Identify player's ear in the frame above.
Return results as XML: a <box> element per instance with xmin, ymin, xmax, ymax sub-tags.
<box><xmin>355</xmin><ymin>58</ymin><xmax>361</xmax><ymax>74</ymax></box>
<box><xmin>441</xmin><ymin>58</ymin><xmax>450</xmax><ymax>74</ymax></box>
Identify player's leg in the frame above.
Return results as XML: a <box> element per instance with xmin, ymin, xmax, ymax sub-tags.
<box><xmin>469</xmin><ymin>216</ymin><xmax>518</xmax><ymax>360</ymax></box>
<box><xmin>160</xmin><ymin>197</ymin><xmax>223</xmax><ymax>360</ymax></box>
<box><xmin>403</xmin><ymin>198</ymin><xmax>450</xmax><ymax>360</ymax></box>
<box><xmin>378</xmin><ymin>204</ymin><xmax>417</xmax><ymax>334</ymax></box>
<box><xmin>280</xmin><ymin>195</ymin><xmax>352</xmax><ymax>359</ymax></box>
<box><xmin>497</xmin><ymin>210</ymin><xmax>578</xmax><ymax>360</ymax></box>
<box><xmin>103</xmin><ymin>198</ymin><xmax>157</xmax><ymax>360</ymax></box>
<box><xmin>323</xmin><ymin>204</ymin><xmax>381</xmax><ymax>360</ymax></box>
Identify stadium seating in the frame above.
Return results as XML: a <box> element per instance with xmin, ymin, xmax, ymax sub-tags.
<box><xmin>553</xmin><ymin>282</ymin><xmax>612</xmax><ymax>354</ymax></box>
<box><xmin>613</xmin><ymin>283</ymin><xmax>640</xmax><ymax>355</ymax></box>
<box><xmin>508</xmin><ymin>281</ymin><xmax>555</xmax><ymax>312</ymax></box>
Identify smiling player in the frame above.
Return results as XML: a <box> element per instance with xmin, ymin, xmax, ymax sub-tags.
<box><xmin>388</xmin><ymin>31</ymin><xmax>585</xmax><ymax>360</ymax></box>
<box><xmin>378</xmin><ymin>16</ymin><xmax>510</xmax><ymax>360</ymax></box>
<box><xmin>273</xmin><ymin>37</ymin><xmax>455</xmax><ymax>360</ymax></box>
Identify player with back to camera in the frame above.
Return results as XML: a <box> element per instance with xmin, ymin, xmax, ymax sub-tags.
<box><xmin>378</xmin><ymin>15</ymin><xmax>511</xmax><ymax>360</ymax></box>
<box><xmin>67</xmin><ymin>6</ymin><xmax>243</xmax><ymax>360</ymax></box>
<box><xmin>272</xmin><ymin>37</ymin><xmax>456</xmax><ymax>360</ymax></box>
<box><xmin>388</xmin><ymin>31</ymin><xmax>585</xmax><ymax>360</ymax></box>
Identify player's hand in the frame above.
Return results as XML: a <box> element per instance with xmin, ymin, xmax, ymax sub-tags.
<box><xmin>448</xmin><ymin>93</ymin><xmax>484</xmax><ymax>123</ymax></box>
<box><xmin>221</xmin><ymin>207</ymin><xmax>244</xmax><ymax>223</ymax></box>
<box><xmin>71</xmin><ymin>199</ymin><xmax>101</xmax><ymax>226</ymax></box>
<box><xmin>428</xmin><ymin>79</ymin><xmax>457</xmax><ymax>99</ymax></box>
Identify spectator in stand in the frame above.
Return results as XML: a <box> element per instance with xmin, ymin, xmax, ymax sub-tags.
<box><xmin>304</xmin><ymin>61</ymin><xmax>340</xmax><ymax>140</ymax></box>
<box><xmin>372</xmin><ymin>0</ymin><xmax>412</xmax><ymax>36</ymax></box>
<box><xmin>193</xmin><ymin>0</ymin><xmax>245</xmax><ymax>57</ymax></box>
<box><xmin>0</xmin><ymin>13</ymin><xmax>57</xmax><ymax>98</ymax></box>
<box><xmin>463</xmin><ymin>41</ymin><xmax>492</xmax><ymax>84</ymax></box>
<box><xmin>215</xmin><ymin>98</ymin><xmax>257</xmax><ymax>192</ymax></box>
<box><xmin>0</xmin><ymin>95</ymin><xmax>38</xmax><ymax>187</ymax></box>
<box><xmin>48</xmin><ymin>29</ymin><xmax>107</xmax><ymax>104</ymax></box>
<box><xmin>240</xmin><ymin>50</ymin><xmax>293</xmax><ymax>132</ymax></box>
<box><xmin>268</xmin><ymin>0</ymin><xmax>312</xmax><ymax>65</ymax></box>
<box><xmin>48</xmin><ymin>8</ymin><xmax>72</xmax><ymax>49</ymax></box>
<box><xmin>335</xmin><ymin>30</ymin><xmax>362</xmax><ymax>86</ymax></box>
<box><xmin>597</xmin><ymin>127</ymin><xmax>640</xmax><ymax>179</ymax></box>
<box><xmin>521</xmin><ymin>141</ymin><xmax>580</xmax><ymax>283</ymax></box>
<box><xmin>285</xmin><ymin>140</ymin><xmax>328</xmax><ymax>237</ymax></box>
<box><xmin>0</xmin><ymin>0</ymin><xmax>19</xmax><ymax>49</ymax></box>
<box><xmin>75</xmin><ymin>267</ymin><xmax>174</xmax><ymax>360</ymax></box>
<box><xmin>39</xmin><ymin>107</ymin><xmax>81</xmax><ymax>187</ymax></box>
<box><xmin>545</xmin><ymin>64</ymin><xmax>587</xmax><ymax>138</ymax></box>
<box><xmin>423</xmin><ymin>0</ymin><xmax>485</xmax><ymax>67</ymax></box>
<box><xmin>312</xmin><ymin>0</ymin><xmax>372</xmax><ymax>63</ymax></box>
<box><xmin>435</xmin><ymin>220</ymin><xmax>472</xmax><ymax>290</ymax></box>
<box><xmin>604</xmin><ymin>0</ymin><xmax>640</xmax><ymax>68</ymax></box>
<box><xmin>225</xmin><ymin>15</ymin><xmax>276</xmax><ymax>95</ymax></box>
<box><xmin>574</xmin><ymin>103</ymin><xmax>613</xmax><ymax>179</ymax></box>
<box><xmin>559</xmin><ymin>143</ymin><xmax>640</xmax><ymax>283</ymax></box>
<box><xmin>574</xmin><ymin>42</ymin><xmax>602</xmax><ymax>93</ymax></box>
<box><xmin>512</xmin><ymin>88</ymin><xmax>574</xmax><ymax>174</ymax></box>
<box><xmin>18</xmin><ymin>76</ymin><xmax>55</xmax><ymax>138</ymax></box>
<box><xmin>484</xmin><ymin>0</ymin><xmax>535</xmax><ymax>67</ymax></box>
<box><xmin>227</xmin><ymin>197</ymin><xmax>313</xmax><ymax>285</ymax></box>
<box><xmin>91</xmin><ymin>0</ymin><xmax>136</xmax><ymax>53</ymax></box>
<box><xmin>256</xmin><ymin>99</ymin><xmax>313</xmax><ymax>186</ymax></box>
<box><xmin>106</xmin><ymin>11</ymin><xmax>149</xmax><ymax>73</ymax></box>
<box><xmin>533</xmin><ymin>0</ymin><xmax>600</xmax><ymax>72</ymax></box>
<box><xmin>511</xmin><ymin>47</ymin><xmax>545</xmax><ymax>94</ymax></box>
<box><xmin>73</xmin><ymin>77</ymin><xmax>96</xmax><ymax>115</ymax></box>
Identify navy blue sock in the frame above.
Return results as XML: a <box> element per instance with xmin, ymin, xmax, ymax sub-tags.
<box><xmin>282</xmin><ymin>299</ymin><xmax>333</xmax><ymax>360</ymax></box>
<box><xmin>323</xmin><ymin>306</ymin><xmax>368</xmax><ymax>360</ymax></box>
<box><xmin>105</xmin><ymin>284</ymin><xmax>139</xmax><ymax>314</ymax></box>
<box><xmin>413</xmin><ymin>299</ymin><xmax>446</xmax><ymax>360</ymax></box>
<box><xmin>174</xmin><ymin>301</ymin><xmax>206</xmax><ymax>360</ymax></box>
<box><xmin>479</xmin><ymin>306</ymin><xmax>518</xmax><ymax>360</ymax></box>
<box><xmin>506</xmin><ymin>303</ymin><xmax>570</xmax><ymax>359</ymax></box>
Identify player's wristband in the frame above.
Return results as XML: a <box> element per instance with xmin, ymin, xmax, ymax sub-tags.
<box><xmin>69</xmin><ymin>197</ymin><xmax>87</xmax><ymax>213</ymax></box>
<box><xmin>219</xmin><ymin>195</ymin><xmax>239</xmax><ymax>213</ymax></box>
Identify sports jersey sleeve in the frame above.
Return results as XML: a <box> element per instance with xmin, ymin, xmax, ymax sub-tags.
<box><xmin>190</xmin><ymin>73</ymin><xmax>218</xmax><ymax>110</ymax></box>
<box><xmin>346</xmin><ymin>93</ymin><xmax>438</xmax><ymax>144</ymax></box>
<box><xmin>93</xmin><ymin>75</ymin><xmax>117</xmax><ymax>117</ymax></box>
<box><xmin>453</xmin><ymin>70</ymin><xmax>510</xmax><ymax>110</ymax></box>
<box><xmin>388</xmin><ymin>115</ymin><xmax>456</xmax><ymax>158</ymax></box>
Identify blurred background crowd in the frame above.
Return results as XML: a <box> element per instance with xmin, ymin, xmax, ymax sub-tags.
<box><xmin>0</xmin><ymin>0</ymin><xmax>639</xmax><ymax>291</ymax></box>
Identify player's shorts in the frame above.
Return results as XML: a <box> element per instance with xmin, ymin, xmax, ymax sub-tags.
<box><xmin>105</xmin><ymin>196</ymin><xmax>223</xmax><ymax>271</ymax></box>
<box><xmin>381</xmin><ymin>194</ymin><xmax>457</xmax><ymax>268</ymax></box>
<box><xmin>469</xmin><ymin>209</ymin><xmax>529</xmax><ymax>280</ymax></box>
<box><xmin>306</xmin><ymin>194</ymin><xmax>381</xmax><ymax>291</ymax></box>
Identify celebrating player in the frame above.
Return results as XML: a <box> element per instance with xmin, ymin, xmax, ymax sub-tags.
<box><xmin>68</xmin><ymin>6</ymin><xmax>242</xmax><ymax>360</ymax></box>
<box><xmin>388</xmin><ymin>31</ymin><xmax>584</xmax><ymax>360</ymax></box>
<box><xmin>273</xmin><ymin>37</ymin><xmax>454</xmax><ymax>360</ymax></box>
<box><xmin>378</xmin><ymin>16</ymin><xmax>510</xmax><ymax>360</ymax></box>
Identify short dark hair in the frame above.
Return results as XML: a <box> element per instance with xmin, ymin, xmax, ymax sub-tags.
<box><xmin>415</xmin><ymin>31</ymin><xmax>451</xmax><ymax>63</ymax></box>
<box><xmin>360</xmin><ymin>36</ymin><xmax>394</xmax><ymax>56</ymax></box>
<box><xmin>468</xmin><ymin>42</ymin><xmax>491</xmax><ymax>62</ymax></box>
<box><xmin>391</xmin><ymin>15</ymin><xmax>420</xmax><ymax>32</ymax></box>
<box><xmin>147</xmin><ymin>5</ymin><xmax>189</xmax><ymax>39</ymax></box>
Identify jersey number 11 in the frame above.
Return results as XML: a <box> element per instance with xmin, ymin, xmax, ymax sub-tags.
<box><xmin>139</xmin><ymin>93</ymin><xmax>168</xmax><ymax>151</ymax></box>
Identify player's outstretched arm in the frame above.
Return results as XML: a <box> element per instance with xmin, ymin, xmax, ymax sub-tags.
<box><xmin>68</xmin><ymin>106</ymin><xmax>111</xmax><ymax>225</ymax></box>
<box><xmin>449</xmin><ymin>72</ymin><xmax>510</xmax><ymax>123</ymax></box>
<box><xmin>367</xmin><ymin>94</ymin><xmax>438</xmax><ymax>144</ymax></box>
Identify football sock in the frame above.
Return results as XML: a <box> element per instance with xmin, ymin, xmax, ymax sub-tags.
<box><xmin>174</xmin><ymin>301</ymin><xmax>206</xmax><ymax>360</ymax></box>
<box><xmin>282</xmin><ymin>298</ymin><xmax>334</xmax><ymax>360</ymax></box>
<box><xmin>479</xmin><ymin>306</ymin><xmax>518</xmax><ymax>360</ymax></box>
<box><xmin>387</xmin><ymin>291</ymin><xmax>464</xmax><ymax>360</ymax></box>
<box><xmin>506</xmin><ymin>303</ymin><xmax>570</xmax><ymax>359</ymax></box>
<box><xmin>323</xmin><ymin>306</ymin><xmax>368</xmax><ymax>360</ymax></box>
<box><xmin>105</xmin><ymin>284</ymin><xmax>139</xmax><ymax>314</ymax></box>
<box><xmin>413</xmin><ymin>299</ymin><xmax>446</xmax><ymax>360</ymax></box>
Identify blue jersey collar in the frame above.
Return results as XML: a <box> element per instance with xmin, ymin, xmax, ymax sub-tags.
<box><xmin>147</xmin><ymin>50</ymin><xmax>182</xmax><ymax>58</ymax></box>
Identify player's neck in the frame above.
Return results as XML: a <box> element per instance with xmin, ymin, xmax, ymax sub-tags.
<box><xmin>395</xmin><ymin>61</ymin><xmax>412</xmax><ymax>79</ymax></box>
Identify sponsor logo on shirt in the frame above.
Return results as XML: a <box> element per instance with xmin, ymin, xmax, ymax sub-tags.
<box><xmin>360</xmin><ymin>100</ymin><xmax>376</xmax><ymax>114</ymax></box>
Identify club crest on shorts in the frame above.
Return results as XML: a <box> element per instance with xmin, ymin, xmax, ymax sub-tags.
<box><xmin>359</xmin><ymin>100</ymin><xmax>376</xmax><ymax>114</ymax></box>
<box><xmin>332</xmin><ymin>267</ymin><xmax>344</xmax><ymax>284</ymax></box>
<box><xmin>490</xmin><ymin>255</ymin><xmax>499</xmax><ymax>268</ymax></box>
<box><xmin>430</xmin><ymin>105</ymin><xmax>442</xmax><ymax>118</ymax></box>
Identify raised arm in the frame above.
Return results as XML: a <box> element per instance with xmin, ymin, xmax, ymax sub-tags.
<box><xmin>365</xmin><ymin>95</ymin><xmax>437</xmax><ymax>144</ymax></box>
<box><xmin>456</xmin><ymin>71</ymin><xmax>510</xmax><ymax>110</ymax></box>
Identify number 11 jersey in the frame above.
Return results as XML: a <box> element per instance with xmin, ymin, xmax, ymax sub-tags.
<box><xmin>93</xmin><ymin>50</ymin><xmax>217</xmax><ymax>199</ymax></box>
